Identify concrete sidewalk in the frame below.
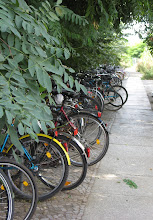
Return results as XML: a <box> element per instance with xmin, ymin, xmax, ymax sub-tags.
<box><xmin>82</xmin><ymin>72</ymin><xmax>153</xmax><ymax>220</ymax></box>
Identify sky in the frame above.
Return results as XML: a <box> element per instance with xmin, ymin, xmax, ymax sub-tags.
<box><xmin>123</xmin><ymin>22</ymin><xmax>146</xmax><ymax>45</ymax></box>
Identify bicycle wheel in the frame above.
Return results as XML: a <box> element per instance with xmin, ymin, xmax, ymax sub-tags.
<box><xmin>87</xmin><ymin>89</ymin><xmax>104</xmax><ymax>113</ymax></box>
<box><xmin>0</xmin><ymin>159</ymin><xmax>37</xmax><ymax>220</ymax></box>
<box><xmin>111</xmin><ymin>85</ymin><xmax>128</xmax><ymax>104</ymax></box>
<box><xmin>104</xmin><ymin>89</ymin><xmax>124</xmax><ymax>111</ymax></box>
<box><xmin>110</xmin><ymin>75</ymin><xmax>122</xmax><ymax>86</ymax></box>
<box><xmin>57</xmin><ymin>133</ymin><xmax>88</xmax><ymax>190</ymax></box>
<box><xmin>67</xmin><ymin>112</ymin><xmax>109</xmax><ymax>166</ymax></box>
<box><xmin>0</xmin><ymin>168</ymin><xmax>14</xmax><ymax>220</ymax></box>
<box><xmin>7</xmin><ymin>135</ymin><xmax>69</xmax><ymax>201</ymax></box>
<box><xmin>76</xmin><ymin>94</ymin><xmax>102</xmax><ymax>113</ymax></box>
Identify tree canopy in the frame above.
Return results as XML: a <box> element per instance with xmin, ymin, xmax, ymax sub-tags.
<box><xmin>1</xmin><ymin>0</ymin><xmax>153</xmax><ymax>149</ymax></box>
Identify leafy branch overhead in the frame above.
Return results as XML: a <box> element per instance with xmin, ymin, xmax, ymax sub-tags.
<box><xmin>0</xmin><ymin>0</ymin><xmax>87</xmax><ymax>150</ymax></box>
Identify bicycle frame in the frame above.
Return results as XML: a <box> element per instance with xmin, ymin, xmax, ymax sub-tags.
<box><xmin>0</xmin><ymin>130</ymin><xmax>38</xmax><ymax>171</ymax></box>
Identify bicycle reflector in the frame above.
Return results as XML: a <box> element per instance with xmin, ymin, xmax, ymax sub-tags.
<box><xmin>98</xmin><ymin>112</ymin><xmax>102</xmax><ymax>117</ymax></box>
<box><xmin>64</xmin><ymin>181</ymin><xmax>71</xmax><ymax>186</ymax></box>
<box><xmin>74</xmin><ymin>128</ymin><xmax>78</xmax><ymax>136</ymax></box>
<box><xmin>23</xmin><ymin>181</ymin><xmax>29</xmax><ymax>187</ymax></box>
<box><xmin>96</xmin><ymin>139</ymin><xmax>100</xmax><ymax>144</ymax></box>
<box><xmin>63</xmin><ymin>142</ymin><xmax>68</xmax><ymax>152</ymax></box>
<box><xmin>85</xmin><ymin>147</ymin><xmax>90</xmax><ymax>158</ymax></box>
<box><xmin>1</xmin><ymin>185</ymin><xmax>4</xmax><ymax>190</ymax></box>
<box><xmin>55</xmin><ymin>131</ymin><xmax>58</xmax><ymax>137</ymax></box>
<box><xmin>95</xmin><ymin>105</ymin><xmax>98</xmax><ymax>110</ymax></box>
<box><xmin>46</xmin><ymin>151</ymin><xmax>51</xmax><ymax>158</ymax></box>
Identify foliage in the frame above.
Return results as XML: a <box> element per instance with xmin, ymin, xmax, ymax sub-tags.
<box><xmin>123</xmin><ymin>179</ymin><xmax>138</xmax><ymax>189</ymax></box>
<box><xmin>0</xmin><ymin>0</ymin><xmax>87</xmax><ymax>150</ymax></box>
<box><xmin>136</xmin><ymin>49</ymin><xmax>153</xmax><ymax>79</ymax></box>
<box><xmin>127</xmin><ymin>42</ymin><xmax>146</xmax><ymax>58</ymax></box>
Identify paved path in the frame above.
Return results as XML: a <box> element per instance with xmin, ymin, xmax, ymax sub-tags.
<box><xmin>32</xmin><ymin>71</ymin><xmax>153</xmax><ymax>220</ymax></box>
<box><xmin>82</xmin><ymin>72</ymin><xmax>153</xmax><ymax>220</ymax></box>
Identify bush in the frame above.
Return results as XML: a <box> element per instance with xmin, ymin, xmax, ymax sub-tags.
<box><xmin>136</xmin><ymin>50</ymin><xmax>153</xmax><ymax>79</ymax></box>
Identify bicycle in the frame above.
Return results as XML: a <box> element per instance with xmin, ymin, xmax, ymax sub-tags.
<box><xmin>0</xmin><ymin>123</ymin><xmax>70</xmax><ymax>201</ymax></box>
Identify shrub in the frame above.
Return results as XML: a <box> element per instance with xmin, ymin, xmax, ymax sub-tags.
<box><xmin>136</xmin><ymin>50</ymin><xmax>153</xmax><ymax>79</ymax></box>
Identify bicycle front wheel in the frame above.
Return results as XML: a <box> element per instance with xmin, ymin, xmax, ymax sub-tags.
<box><xmin>8</xmin><ymin>135</ymin><xmax>69</xmax><ymax>201</ymax></box>
<box><xmin>0</xmin><ymin>168</ymin><xmax>14</xmax><ymax>220</ymax></box>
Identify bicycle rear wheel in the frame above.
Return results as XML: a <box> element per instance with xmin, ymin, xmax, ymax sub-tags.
<box><xmin>0</xmin><ymin>168</ymin><xmax>14</xmax><ymax>220</ymax></box>
<box><xmin>68</xmin><ymin>112</ymin><xmax>109</xmax><ymax>166</ymax></box>
<box><xmin>57</xmin><ymin>133</ymin><xmax>88</xmax><ymax>190</ymax></box>
<box><xmin>0</xmin><ymin>159</ymin><xmax>37</xmax><ymax>220</ymax></box>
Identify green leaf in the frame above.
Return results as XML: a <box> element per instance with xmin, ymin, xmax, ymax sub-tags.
<box><xmin>64</xmin><ymin>71</ymin><xmax>68</xmax><ymax>82</ymax></box>
<box><xmin>28</xmin><ymin>59</ymin><xmax>35</xmax><ymax>77</ymax></box>
<box><xmin>18</xmin><ymin>0</ymin><xmax>30</xmax><ymax>10</ymax></box>
<box><xmin>9</xmin><ymin>126</ymin><xmax>24</xmax><ymax>153</ymax></box>
<box><xmin>32</xmin><ymin>119</ymin><xmax>40</xmax><ymax>133</ymax></box>
<box><xmin>46</xmin><ymin>120</ymin><xmax>55</xmax><ymax>128</ymax></box>
<box><xmin>40</xmin><ymin>121</ymin><xmax>47</xmax><ymax>134</ymax></box>
<box><xmin>49</xmin><ymin>65</ymin><xmax>59</xmax><ymax>74</ymax></box>
<box><xmin>7</xmin><ymin>58</ymin><xmax>18</xmax><ymax>68</ymax></box>
<box><xmin>7</xmin><ymin>34</ymin><xmax>14</xmax><ymax>47</ymax></box>
<box><xmin>15</xmin><ymin>15</ymin><xmax>22</xmax><ymax>28</ymax></box>
<box><xmin>69</xmin><ymin>76</ymin><xmax>74</xmax><ymax>88</ymax></box>
<box><xmin>75</xmin><ymin>79</ymin><xmax>80</xmax><ymax>91</ymax></box>
<box><xmin>36</xmin><ymin>66</ymin><xmax>45</xmax><ymax>87</ymax></box>
<box><xmin>26</xmin><ymin>127</ymin><xmax>39</xmax><ymax>141</ymax></box>
<box><xmin>18</xmin><ymin>122</ymin><xmax>24</xmax><ymax>135</ymax></box>
<box><xmin>27</xmin><ymin>81</ymin><xmax>39</xmax><ymax>94</ymax></box>
<box><xmin>27</xmin><ymin>23</ymin><xmax>34</xmax><ymax>34</ymax></box>
<box><xmin>64</xmin><ymin>48</ymin><xmax>71</xmax><ymax>59</ymax></box>
<box><xmin>14</xmin><ymin>53</ymin><xmax>24</xmax><ymax>63</ymax></box>
<box><xmin>80</xmin><ymin>84</ymin><xmax>87</xmax><ymax>94</ymax></box>
<box><xmin>0</xmin><ymin>54</ymin><xmax>5</xmax><ymax>62</ymax></box>
<box><xmin>69</xmin><ymin>67</ymin><xmax>75</xmax><ymax>73</ymax></box>
<box><xmin>48</xmin><ymin>93</ymin><xmax>56</xmax><ymax>106</ymax></box>
<box><xmin>0</xmin><ymin>106</ymin><xmax>4</xmax><ymax>118</ymax></box>
<box><xmin>35</xmin><ymin>46</ymin><xmax>47</xmax><ymax>58</ymax></box>
<box><xmin>43</xmin><ymin>72</ymin><xmax>52</xmax><ymax>92</ymax></box>
<box><xmin>56</xmin><ymin>48</ymin><xmax>63</xmax><ymax>58</ymax></box>
<box><xmin>42</xmin><ymin>2</ymin><xmax>49</xmax><ymax>11</ymax></box>
<box><xmin>123</xmin><ymin>179</ymin><xmax>138</xmax><ymax>189</ymax></box>
<box><xmin>10</xmin><ymin>26</ymin><xmax>21</xmax><ymax>39</ymax></box>
<box><xmin>22</xmin><ymin>42</ymin><xmax>29</xmax><ymax>54</ymax></box>
<box><xmin>22</xmin><ymin>20</ymin><xmax>27</xmax><ymax>30</ymax></box>
<box><xmin>55</xmin><ymin>6</ymin><xmax>64</xmax><ymax>17</ymax></box>
<box><xmin>56</xmin><ymin>0</ymin><xmax>62</xmax><ymax>5</ymax></box>
<box><xmin>44</xmin><ymin>105</ymin><xmax>51</xmax><ymax>115</ymax></box>
<box><xmin>15</xmin><ymin>37</ymin><xmax>21</xmax><ymax>50</ymax></box>
<box><xmin>49</xmin><ymin>11</ymin><xmax>60</xmax><ymax>21</ymax></box>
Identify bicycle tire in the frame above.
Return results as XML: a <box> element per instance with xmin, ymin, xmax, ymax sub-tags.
<box><xmin>0</xmin><ymin>168</ymin><xmax>14</xmax><ymax>220</ymax></box>
<box><xmin>67</xmin><ymin>112</ymin><xmax>109</xmax><ymax>166</ymax></box>
<box><xmin>87</xmin><ymin>89</ymin><xmax>104</xmax><ymax>113</ymax></box>
<box><xmin>57</xmin><ymin>133</ymin><xmax>88</xmax><ymax>190</ymax></box>
<box><xmin>77</xmin><ymin>94</ymin><xmax>102</xmax><ymax>113</ymax></box>
<box><xmin>104</xmin><ymin>89</ymin><xmax>124</xmax><ymax>111</ymax></box>
<box><xmin>111</xmin><ymin>85</ymin><xmax>128</xmax><ymax>104</ymax></box>
<box><xmin>7</xmin><ymin>135</ymin><xmax>69</xmax><ymax>201</ymax></box>
<box><xmin>0</xmin><ymin>158</ymin><xmax>37</xmax><ymax>220</ymax></box>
